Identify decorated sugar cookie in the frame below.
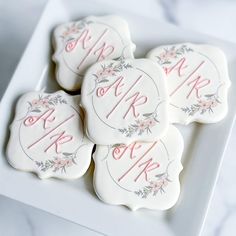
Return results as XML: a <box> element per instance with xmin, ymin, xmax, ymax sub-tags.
<box><xmin>93</xmin><ymin>125</ymin><xmax>184</xmax><ymax>210</ymax></box>
<box><xmin>147</xmin><ymin>43</ymin><xmax>231</xmax><ymax>124</ymax></box>
<box><xmin>7</xmin><ymin>91</ymin><xmax>94</xmax><ymax>179</ymax></box>
<box><xmin>53</xmin><ymin>15</ymin><xmax>136</xmax><ymax>91</ymax></box>
<box><xmin>81</xmin><ymin>58</ymin><xmax>169</xmax><ymax>145</ymax></box>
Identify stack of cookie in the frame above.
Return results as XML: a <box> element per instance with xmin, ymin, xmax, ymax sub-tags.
<box><xmin>7</xmin><ymin>15</ymin><xmax>231</xmax><ymax>211</ymax></box>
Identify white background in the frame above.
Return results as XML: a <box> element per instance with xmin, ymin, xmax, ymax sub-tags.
<box><xmin>0</xmin><ymin>0</ymin><xmax>236</xmax><ymax>235</ymax></box>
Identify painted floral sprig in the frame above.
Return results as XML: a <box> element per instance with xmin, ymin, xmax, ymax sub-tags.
<box><xmin>118</xmin><ymin>101</ymin><xmax>165</xmax><ymax>137</ymax></box>
<box><xmin>26</xmin><ymin>94</ymin><xmax>75</xmax><ymax>174</ymax></box>
<box><xmin>94</xmin><ymin>59</ymin><xmax>132</xmax><ymax>82</ymax></box>
<box><xmin>60</xmin><ymin>20</ymin><xmax>93</xmax><ymax>41</ymax></box>
<box><xmin>134</xmin><ymin>172</ymin><xmax>171</xmax><ymax>198</ymax></box>
<box><xmin>28</xmin><ymin>94</ymin><xmax>67</xmax><ymax>113</ymax></box>
<box><xmin>35</xmin><ymin>152</ymin><xmax>77</xmax><ymax>173</ymax></box>
<box><xmin>156</xmin><ymin>44</ymin><xmax>193</xmax><ymax>65</ymax></box>
<box><xmin>134</xmin><ymin>161</ymin><xmax>173</xmax><ymax>198</ymax></box>
<box><xmin>118</xmin><ymin>111</ymin><xmax>159</xmax><ymax>137</ymax></box>
<box><xmin>181</xmin><ymin>93</ymin><xmax>220</xmax><ymax>116</ymax></box>
<box><xmin>88</xmin><ymin>58</ymin><xmax>132</xmax><ymax>94</ymax></box>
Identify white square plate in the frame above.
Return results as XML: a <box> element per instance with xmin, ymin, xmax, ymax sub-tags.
<box><xmin>0</xmin><ymin>0</ymin><xmax>235</xmax><ymax>235</ymax></box>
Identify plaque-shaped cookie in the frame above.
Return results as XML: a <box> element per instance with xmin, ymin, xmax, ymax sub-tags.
<box><xmin>7</xmin><ymin>91</ymin><xmax>94</xmax><ymax>179</ymax></box>
<box><xmin>81</xmin><ymin>58</ymin><xmax>169</xmax><ymax>145</ymax></box>
<box><xmin>93</xmin><ymin>125</ymin><xmax>184</xmax><ymax>210</ymax></box>
<box><xmin>147</xmin><ymin>43</ymin><xmax>231</xmax><ymax>124</ymax></box>
<box><xmin>53</xmin><ymin>15</ymin><xmax>136</xmax><ymax>91</ymax></box>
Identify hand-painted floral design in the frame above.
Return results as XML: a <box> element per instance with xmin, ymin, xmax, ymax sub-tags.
<box><xmin>156</xmin><ymin>44</ymin><xmax>193</xmax><ymax>65</ymax></box>
<box><xmin>94</xmin><ymin>59</ymin><xmax>132</xmax><ymax>81</ymax></box>
<box><xmin>35</xmin><ymin>152</ymin><xmax>77</xmax><ymax>173</ymax></box>
<box><xmin>27</xmin><ymin>94</ymin><xmax>67</xmax><ymax>113</ymax></box>
<box><xmin>118</xmin><ymin>111</ymin><xmax>159</xmax><ymax>137</ymax></box>
<box><xmin>134</xmin><ymin>171</ymin><xmax>171</xmax><ymax>198</ymax></box>
<box><xmin>102</xmin><ymin>143</ymin><xmax>174</xmax><ymax>198</ymax></box>
<box><xmin>60</xmin><ymin>20</ymin><xmax>93</xmax><ymax>41</ymax></box>
<box><xmin>88</xmin><ymin>58</ymin><xmax>132</xmax><ymax>94</ymax></box>
<box><xmin>19</xmin><ymin>93</ymin><xmax>85</xmax><ymax>175</ymax></box>
<box><xmin>181</xmin><ymin>93</ymin><xmax>220</xmax><ymax>116</ymax></box>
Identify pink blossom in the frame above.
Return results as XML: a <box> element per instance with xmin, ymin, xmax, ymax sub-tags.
<box><xmin>104</xmin><ymin>68</ymin><xmax>116</xmax><ymax>76</ymax></box>
<box><xmin>65</xmin><ymin>159</ymin><xmax>73</xmax><ymax>167</ymax></box>
<box><xmin>167</xmin><ymin>49</ymin><xmax>177</xmax><ymax>59</ymax></box>
<box><xmin>162</xmin><ymin>179</ymin><xmax>168</xmax><ymax>187</ymax></box>
<box><xmin>40</xmin><ymin>99</ymin><xmax>49</xmax><ymax>108</ymax></box>
<box><xmin>145</xmin><ymin>118</ymin><xmax>156</xmax><ymax>128</ymax></box>
<box><xmin>62</xmin><ymin>26</ymin><xmax>80</xmax><ymax>37</ymax></box>
<box><xmin>54</xmin><ymin>158</ymin><xmax>65</xmax><ymax>168</ymax></box>
<box><xmin>138</xmin><ymin>121</ymin><xmax>147</xmax><ymax>131</ymax></box>
<box><xmin>31</xmin><ymin>99</ymin><xmax>40</xmax><ymax>106</ymax></box>
<box><xmin>96</xmin><ymin>69</ymin><xmax>108</xmax><ymax>79</ymax></box>
<box><xmin>209</xmin><ymin>100</ymin><xmax>218</xmax><ymax>107</ymax></box>
<box><xmin>31</xmin><ymin>98</ymin><xmax>51</xmax><ymax>109</ymax></box>
<box><xmin>96</xmin><ymin>69</ymin><xmax>104</xmax><ymax>77</ymax></box>
<box><xmin>54</xmin><ymin>157</ymin><xmax>74</xmax><ymax>169</ymax></box>
<box><xmin>198</xmin><ymin>100</ymin><xmax>211</xmax><ymax>109</ymax></box>
<box><xmin>96</xmin><ymin>68</ymin><xmax>115</xmax><ymax>79</ymax></box>
<box><xmin>159</xmin><ymin>49</ymin><xmax>177</xmax><ymax>62</ymax></box>
<box><xmin>159</xmin><ymin>52</ymin><xmax>168</xmax><ymax>61</ymax></box>
<box><xmin>150</xmin><ymin>181</ymin><xmax>162</xmax><ymax>190</ymax></box>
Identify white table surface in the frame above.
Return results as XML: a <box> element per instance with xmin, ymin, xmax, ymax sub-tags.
<box><xmin>0</xmin><ymin>0</ymin><xmax>236</xmax><ymax>235</ymax></box>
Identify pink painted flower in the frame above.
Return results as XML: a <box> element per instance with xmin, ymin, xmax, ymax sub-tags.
<box><xmin>145</xmin><ymin>118</ymin><xmax>156</xmax><ymax>128</ymax></box>
<box><xmin>96</xmin><ymin>68</ymin><xmax>115</xmax><ymax>79</ymax></box>
<box><xmin>150</xmin><ymin>181</ymin><xmax>162</xmax><ymax>190</ymax></box>
<box><xmin>159</xmin><ymin>49</ymin><xmax>177</xmax><ymax>63</ymax></box>
<box><xmin>96</xmin><ymin>69</ymin><xmax>106</xmax><ymax>78</ymax></box>
<box><xmin>54</xmin><ymin>158</ymin><xmax>65</xmax><ymax>168</ymax></box>
<box><xmin>31</xmin><ymin>99</ymin><xmax>40</xmax><ymax>106</ymax></box>
<box><xmin>198</xmin><ymin>100</ymin><xmax>211</xmax><ymax>109</ymax></box>
<box><xmin>62</xmin><ymin>25</ymin><xmax>80</xmax><ymax>37</ymax></box>
<box><xmin>40</xmin><ymin>99</ymin><xmax>49</xmax><ymax>108</ymax></box>
<box><xmin>159</xmin><ymin>52</ymin><xmax>168</xmax><ymax>61</ymax></box>
<box><xmin>138</xmin><ymin>121</ymin><xmax>147</xmax><ymax>131</ymax></box>
<box><xmin>209</xmin><ymin>100</ymin><xmax>218</xmax><ymax>107</ymax></box>
<box><xmin>65</xmin><ymin>159</ymin><xmax>73</xmax><ymax>167</ymax></box>
<box><xmin>162</xmin><ymin>179</ymin><xmax>168</xmax><ymax>187</ymax></box>
<box><xmin>104</xmin><ymin>68</ymin><xmax>116</xmax><ymax>76</ymax></box>
<box><xmin>167</xmin><ymin>49</ymin><xmax>177</xmax><ymax>59</ymax></box>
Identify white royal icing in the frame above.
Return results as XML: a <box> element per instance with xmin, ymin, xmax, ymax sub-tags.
<box><xmin>81</xmin><ymin>58</ymin><xmax>169</xmax><ymax>145</ymax></box>
<box><xmin>146</xmin><ymin>43</ymin><xmax>231</xmax><ymax>124</ymax></box>
<box><xmin>53</xmin><ymin>15</ymin><xmax>136</xmax><ymax>91</ymax></box>
<box><xmin>7</xmin><ymin>91</ymin><xmax>94</xmax><ymax>179</ymax></box>
<box><xmin>93</xmin><ymin>125</ymin><xmax>184</xmax><ymax>211</ymax></box>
